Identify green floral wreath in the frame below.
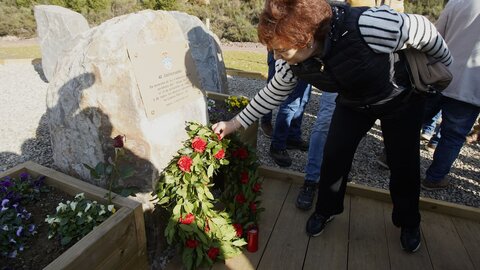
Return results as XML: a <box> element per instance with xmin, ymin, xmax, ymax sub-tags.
<box><xmin>156</xmin><ymin>122</ymin><xmax>263</xmax><ymax>270</ymax></box>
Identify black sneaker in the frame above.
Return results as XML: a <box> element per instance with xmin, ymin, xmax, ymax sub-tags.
<box><xmin>286</xmin><ymin>139</ymin><xmax>309</xmax><ymax>151</ymax></box>
<box><xmin>269</xmin><ymin>146</ymin><xmax>292</xmax><ymax>167</ymax></box>
<box><xmin>400</xmin><ymin>226</ymin><xmax>421</xmax><ymax>253</ymax></box>
<box><xmin>296</xmin><ymin>181</ymin><xmax>317</xmax><ymax>210</ymax></box>
<box><xmin>306</xmin><ymin>212</ymin><xmax>334</xmax><ymax>237</ymax></box>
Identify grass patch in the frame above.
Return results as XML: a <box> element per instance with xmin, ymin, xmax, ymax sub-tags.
<box><xmin>0</xmin><ymin>45</ymin><xmax>41</xmax><ymax>60</ymax></box>
<box><xmin>223</xmin><ymin>50</ymin><xmax>268</xmax><ymax>78</ymax></box>
<box><xmin>0</xmin><ymin>44</ymin><xmax>267</xmax><ymax>79</ymax></box>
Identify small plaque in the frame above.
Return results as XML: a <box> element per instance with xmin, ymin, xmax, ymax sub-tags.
<box><xmin>128</xmin><ymin>41</ymin><xmax>203</xmax><ymax>119</ymax></box>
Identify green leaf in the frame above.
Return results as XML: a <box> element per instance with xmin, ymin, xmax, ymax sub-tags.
<box><xmin>232</xmin><ymin>239</ymin><xmax>247</xmax><ymax>246</ymax></box>
<box><xmin>95</xmin><ymin>162</ymin><xmax>106</xmax><ymax>176</ymax></box>
<box><xmin>179</xmin><ymin>224</ymin><xmax>194</xmax><ymax>232</ymax></box>
<box><xmin>195</xmin><ymin>247</ymin><xmax>203</xmax><ymax>267</ymax></box>
<box><xmin>158</xmin><ymin>197</ymin><xmax>170</xmax><ymax>205</ymax></box>
<box><xmin>164</xmin><ymin>174</ymin><xmax>175</xmax><ymax>184</ymax></box>
<box><xmin>207</xmin><ymin>164</ymin><xmax>214</xmax><ymax>178</ymax></box>
<box><xmin>197</xmin><ymin>231</ymin><xmax>208</xmax><ymax>245</ymax></box>
<box><xmin>173</xmin><ymin>205</ymin><xmax>181</xmax><ymax>216</ymax></box>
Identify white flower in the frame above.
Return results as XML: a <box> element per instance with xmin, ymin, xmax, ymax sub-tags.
<box><xmin>108</xmin><ymin>205</ymin><xmax>116</xmax><ymax>213</ymax></box>
<box><xmin>56</xmin><ymin>203</ymin><xmax>67</xmax><ymax>212</ymax></box>
<box><xmin>77</xmin><ymin>211</ymin><xmax>83</xmax><ymax>217</ymax></box>
<box><xmin>85</xmin><ymin>202</ymin><xmax>92</xmax><ymax>212</ymax></box>
<box><xmin>75</xmin><ymin>193</ymin><xmax>85</xmax><ymax>200</ymax></box>
<box><xmin>70</xmin><ymin>201</ymin><xmax>78</xmax><ymax>211</ymax></box>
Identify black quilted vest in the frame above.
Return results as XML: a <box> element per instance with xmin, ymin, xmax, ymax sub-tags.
<box><xmin>290</xmin><ymin>4</ymin><xmax>410</xmax><ymax>107</ymax></box>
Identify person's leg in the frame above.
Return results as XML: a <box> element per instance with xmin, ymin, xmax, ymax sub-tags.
<box><xmin>423</xmin><ymin>97</ymin><xmax>480</xmax><ymax>188</ymax></box>
<box><xmin>313</xmin><ymin>104</ymin><xmax>375</xmax><ymax>218</ymax></box>
<box><xmin>286</xmin><ymin>82</ymin><xmax>312</xmax><ymax>147</ymax></box>
<box><xmin>297</xmin><ymin>91</ymin><xmax>337</xmax><ymax>210</ymax></box>
<box><xmin>380</xmin><ymin>92</ymin><xmax>425</xmax><ymax>253</ymax></box>
<box><xmin>260</xmin><ymin>53</ymin><xmax>277</xmax><ymax>138</ymax></box>
<box><xmin>421</xmin><ymin>110</ymin><xmax>441</xmax><ymax>141</ymax></box>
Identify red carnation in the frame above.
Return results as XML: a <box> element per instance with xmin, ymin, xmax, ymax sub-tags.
<box><xmin>177</xmin><ymin>156</ymin><xmax>193</xmax><ymax>172</ymax></box>
<box><xmin>249</xmin><ymin>202</ymin><xmax>257</xmax><ymax>213</ymax></box>
<box><xmin>191</xmin><ymin>136</ymin><xmax>207</xmax><ymax>153</ymax></box>
<box><xmin>237</xmin><ymin>147</ymin><xmax>248</xmax><ymax>159</ymax></box>
<box><xmin>179</xmin><ymin>213</ymin><xmax>195</xmax><ymax>225</ymax></box>
<box><xmin>214</xmin><ymin>149</ymin><xmax>225</xmax><ymax>159</ymax></box>
<box><xmin>113</xmin><ymin>135</ymin><xmax>124</xmax><ymax>148</ymax></box>
<box><xmin>233</xmin><ymin>223</ymin><xmax>243</xmax><ymax>237</ymax></box>
<box><xmin>240</xmin><ymin>171</ymin><xmax>249</xmax><ymax>184</ymax></box>
<box><xmin>207</xmin><ymin>247</ymin><xmax>220</xmax><ymax>260</ymax></box>
<box><xmin>252</xmin><ymin>183</ymin><xmax>261</xmax><ymax>193</ymax></box>
<box><xmin>235</xmin><ymin>193</ymin><xmax>246</xmax><ymax>204</ymax></box>
<box><xmin>185</xmin><ymin>239</ymin><xmax>199</xmax><ymax>249</ymax></box>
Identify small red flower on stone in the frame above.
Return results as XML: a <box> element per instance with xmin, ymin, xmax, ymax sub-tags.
<box><xmin>233</xmin><ymin>223</ymin><xmax>243</xmax><ymax>237</ymax></box>
<box><xmin>207</xmin><ymin>247</ymin><xmax>220</xmax><ymax>260</ymax></box>
<box><xmin>113</xmin><ymin>135</ymin><xmax>124</xmax><ymax>148</ymax></box>
<box><xmin>240</xmin><ymin>171</ymin><xmax>249</xmax><ymax>184</ymax></box>
<box><xmin>177</xmin><ymin>156</ymin><xmax>193</xmax><ymax>172</ymax></box>
<box><xmin>214</xmin><ymin>149</ymin><xmax>225</xmax><ymax>159</ymax></box>
<box><xmin>185</xmin><ymin>239</ymin><xmax>199</xmax><ymax>249</ymax></box>
<box><xmin>179</xmin><ymin>213</ymin><xmax>195</xmax><ymax>225</ymax></box>
<box><xmin>235</xmin><ymin>193</ymin><xmax>246</xmax><ymax>204</ymax></box>
<box><xmin>191</xmin><ymin>136</ymin><xmax>207</xmax><ymax>153</ymax></box>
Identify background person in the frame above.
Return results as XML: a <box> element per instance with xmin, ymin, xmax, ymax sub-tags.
<box><xmin>421</xmin><ymin>0</ymin><xmax>480</xmax><ymax>190</ymax></box>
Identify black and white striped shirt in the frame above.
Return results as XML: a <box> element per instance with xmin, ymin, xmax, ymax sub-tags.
<box><xmin>235</xmin><ymin>5</ymin><xmax>452</xmax><ymax>128</ymax></box>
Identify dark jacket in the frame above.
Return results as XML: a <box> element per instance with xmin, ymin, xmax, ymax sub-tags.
<box><xmin>290</xmin><ymin>4</ymin><xmax>411</xmax><ymax>107</ymax></box>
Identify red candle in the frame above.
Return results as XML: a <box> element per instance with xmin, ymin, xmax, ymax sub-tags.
<box><xmin>247</xmin><ymin>227</ymin><xmax>258</xmax><ymax>252</ymax></box>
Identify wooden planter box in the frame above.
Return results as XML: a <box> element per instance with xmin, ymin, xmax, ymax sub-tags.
<box><xmin>206</xmin><ymin>91</ymin><xmax>259</xmax><ymax>148</ymax></box>
<box><xmin>0</xmin><ymin>161</ymin><xmax>149</xmax><ymax>270</ymax></box>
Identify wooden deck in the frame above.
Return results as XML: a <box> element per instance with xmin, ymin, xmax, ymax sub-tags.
<box><xmin>167</xmin><ymin>166</ymin><xmax>480</xmax><ymax>270</ymax></box>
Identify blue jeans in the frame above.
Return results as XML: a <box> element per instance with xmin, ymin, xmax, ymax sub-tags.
<box><xmin>262</xmin><ymin>52</ymin><xmax>312</xmax><ymax>149</ymax></box>
<box><xmin>304</xmin><ymin>91</ymin><xmax>337</xmax><ymax>182</ymax></box>
<box><xmin>422</xmin><ymin>110</ymin><xmax>441</xmax><ymax>136</ymax></box>
<box><xmin>425</xmin><ymin>96</ymin><xmax>480</xmax><ymax>181</ymax></box>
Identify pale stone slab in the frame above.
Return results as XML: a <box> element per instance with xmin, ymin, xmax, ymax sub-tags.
<box><xmin>34</xmin><ymin>5</ymin><xmax>90</xmax><ymax>82</ymax></box>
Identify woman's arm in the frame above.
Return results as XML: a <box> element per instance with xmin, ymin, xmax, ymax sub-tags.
<box><xmin>358</xmin><ymin>5</ymin><xmax>452</xmax><ymax>66</ymax></box>
<box><xmin>213</xmin><ymin>60</ymin><xmax>297</xmax><ymax>138</ymax></box>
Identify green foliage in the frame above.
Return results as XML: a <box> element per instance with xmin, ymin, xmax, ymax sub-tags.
<box><xmin>0</xmin><ymin>0</ymin><xmax>447</xmax><ymax>41</ymax></box>
<box><xmin>404</xmin><ymin>0</ymin><xmax>445</xmax><ymax>21</ymax></box>
<box><xmin>45</xmin><ymin>193</ymin><xmax>115</xmax><ymax>246</ymax></box>
<box><xmin>141</xmin><ymin>0</ymin><xmax>177</xmax><ymax>10</ymax></box>
<box><xmin>156</xmin><ymin>122</ymin><xmax>262</xmax><ymax>269</ymax></box>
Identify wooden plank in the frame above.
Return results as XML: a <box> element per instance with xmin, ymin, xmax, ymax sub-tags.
<box><xmin>421</xmin><ymin>211</ymin><xmax>475</xmax><ymax>270</ymax></box>
<box><xmin>256</xmin><ymin>166</ymin><xmax>480</xmax><ymax>222</ymax></box>
<box><xmin>451</xmin><ymin>217</ymin><xmax>480</xmax><ymax>269</ymax></box>
<box><xmin>303</xmin><ymin>195</ymin><xmax>350</xmax><ymax>270</ymax></box>
<box><xmin>348</xmin><ymin>195</ymin><xmax>390</xmax><ymax>270</ymax></box>
<box><xmin>383</xmin><ymin>204</ymin><xmax>433</xmax><ymax>270</ymax></box>
<box><xmin>257</xmin><ymin>183</ymin><xmax>311</xmax><ymax>270</ymax></box>
<box><xmin>216</xmin><ymin>178</ymin><xmax>292</xmax><ymax>270</ymax></box>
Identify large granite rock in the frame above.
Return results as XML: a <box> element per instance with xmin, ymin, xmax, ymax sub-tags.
<box><xmin>46</xmin><ymin>10</ymin><xmax>208</xmax><ymax>193</ymax></box>
<box><xmin>169</xmin><ymin>11</ymin><xmax>228</xmax><ymax>94</ymax></box>
<box><xmin>34</xmin><ymin>5</ymin><xmax>90</xmax><ymax>82</ymax></box>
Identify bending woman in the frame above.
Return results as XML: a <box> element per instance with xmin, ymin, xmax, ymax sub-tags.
<box><xmin>213</xmin><ymin>0</ymin><xmax>451</xmax><ymax>253</ymax></box>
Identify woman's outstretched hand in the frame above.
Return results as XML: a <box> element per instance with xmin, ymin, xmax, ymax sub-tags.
<box><xmin>212</xmin><ymin>119</ymin><xmax>241</xmax><ymax>139</ymax></box>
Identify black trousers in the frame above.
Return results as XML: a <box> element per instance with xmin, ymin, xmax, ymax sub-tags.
<box><xmin>315</xmin><ymin>90</ymin><xmax>425</xmax><ymax>228</ymax></box>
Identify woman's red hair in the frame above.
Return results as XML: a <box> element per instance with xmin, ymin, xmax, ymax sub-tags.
<box><xmin>258</xmin><ymin>0</ymin><xmax>332</xmax><ymax>50</ymax></box>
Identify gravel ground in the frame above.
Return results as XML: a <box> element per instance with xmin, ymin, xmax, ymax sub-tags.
<box><xmin>0</xmin><ymin>51</ymin><xmax>478</xmax><ymax>210</ymax></box>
